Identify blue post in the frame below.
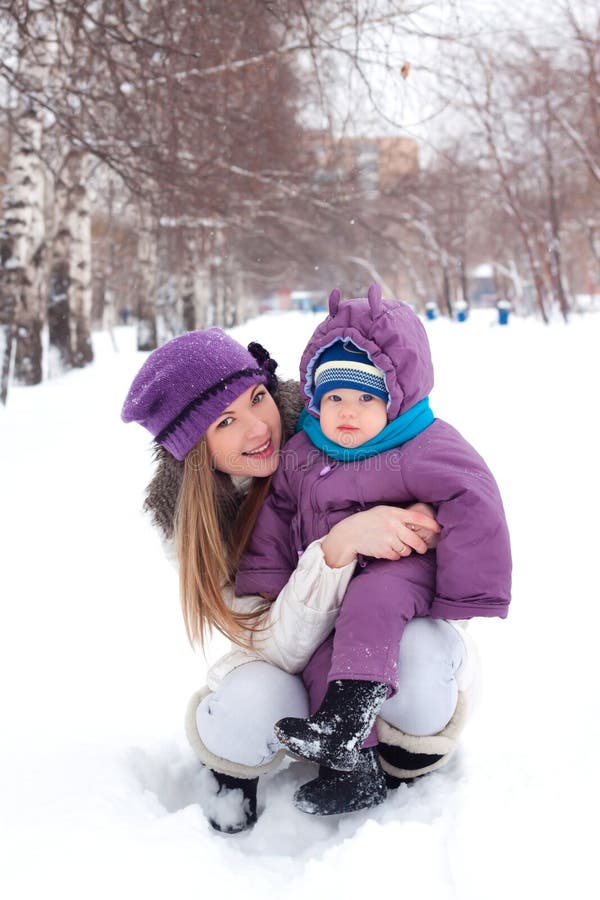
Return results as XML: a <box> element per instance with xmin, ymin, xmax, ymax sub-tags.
<box><xmin>455</xmin><ymin>300</ymin><xmax>468</xmax><ymax>323</ymax></box>
<box><xmin>497</xmin><ymin>300</ymin><xmax>510</xmax><ymax>325</ymax></box>
<box><xmin>425</xmin><ymin>301</ymin><xmax>437</xmax><ymax>321</ymax></box>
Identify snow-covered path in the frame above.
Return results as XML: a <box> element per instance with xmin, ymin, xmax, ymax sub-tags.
<box><xmin>1</xmin><ymin>311</ymin><xmax>598</xmax><ymax>899</ymax></box>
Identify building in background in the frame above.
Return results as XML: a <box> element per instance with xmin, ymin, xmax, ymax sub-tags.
<box><xmin>306</xmin><ymin>131</ymin><xmax>419</xmax><ymax>197</ymax></box>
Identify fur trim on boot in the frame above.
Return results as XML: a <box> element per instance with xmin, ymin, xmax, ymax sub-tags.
<box><xmin>274</xmin><ymin>679</ymin><xmax>388</xmax><ymax>771</ymax></box>
<box><xmin>201</xmin><ymin>767</ymin><xmax>258</xmax><ymax>834</ymax></box>
<box><xmin>294</xmin><ymin>747</ymin><xmax>387</xmax><ymax>816</ymax></box>
<box><xmin>185</xmin><ymin>688</ymin><xmax>286</xmax><ymax>779</ymax></box>
<box><xmin>376</xmin><ymin>690</ymin><xmax>468</xmax><ymax>782</ymax></box>
<box><xmin>378</xmin><ymin>744</ymin><xmax>445</xmax><ymax>788</ymax></box>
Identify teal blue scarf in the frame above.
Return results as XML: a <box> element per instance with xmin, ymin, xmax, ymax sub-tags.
<box><xmin>299</xmin><ymin>397</ymin><xmax>434</xmax><ymax>462</ymax></box>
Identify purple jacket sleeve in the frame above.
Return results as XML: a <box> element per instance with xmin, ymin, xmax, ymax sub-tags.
<box><xmin>401</xmin><ymin>420</ymin><xmax>512</xmax><ymax>619</ymax></box>
<box><xmin>235</xmin><ymin>451</ymin><xmax>299</xmax><ymax>598</ymax></box>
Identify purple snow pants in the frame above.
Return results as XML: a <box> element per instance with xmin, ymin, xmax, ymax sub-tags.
<box><xmin>302</xmin><ymin>551</ymin><xmax>436</xmax><ymax>748</ymax></box>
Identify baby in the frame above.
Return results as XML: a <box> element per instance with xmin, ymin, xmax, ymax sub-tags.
<box><xmin>236</xmin><ymin>283</ymin><xmax>511</xmax><ymax>812</ymax></box>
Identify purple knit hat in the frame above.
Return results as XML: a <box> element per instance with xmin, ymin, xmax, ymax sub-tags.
<box><xmin>121</xmin><ymin>328</ymin><xmax>277</xmax><ymax>460</ymax></box>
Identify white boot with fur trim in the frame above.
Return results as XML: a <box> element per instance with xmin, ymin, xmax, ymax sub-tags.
<box><xmin>185</xmin><ymin>685</ymin><xmax>285</xmax><ymax>834</ymax></box>
<box><xmin>377</xmin><ymin>690</ymin><xmax>469</xmax><ymax>787</ymax></box>
<box><xmin>184</xmin><ymin>662</ymin><xmax>310</xmax><ymax>832</ymax></box>
<box><xmin>199</xmin><ymin>767</ymin><xmax>259</xmax><ymax>834</ymax></box>
<box><xmin>374</xmin><ymin>619</ymin><xmax>481</xmax><ymax>786</ymax></box>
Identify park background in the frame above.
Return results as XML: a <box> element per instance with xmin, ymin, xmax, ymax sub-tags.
<box><xmin>1</xmin><ymin>3</ymin><xmax>599</xmax><ymax>898</ymax></box>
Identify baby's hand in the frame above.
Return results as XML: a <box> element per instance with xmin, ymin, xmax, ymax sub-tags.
<box><xmin>405</xmin><ymin>502</ymin><xmax>440</xmax><ymax>550</ymax></box>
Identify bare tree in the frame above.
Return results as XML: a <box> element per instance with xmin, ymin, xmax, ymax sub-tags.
<box><xmin>0</xmin><ymin>102</ymin><xmax>46</xmax><ymax>400</ymax></box>
<box><xmin>134</xmin><ymin>205</ymin><xmax>158</xmax><ymax>351</ymax></box>
<box><xmin>48</xmin><ymin>147</ymin><xmax>94</xmax><ymax>372</ymax></box>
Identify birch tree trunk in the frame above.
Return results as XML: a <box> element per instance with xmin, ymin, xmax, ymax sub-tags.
<box><xmin>69</xmin><ymin>155</ymin><xmax>93</xmax><ymax>367</ymax></box>
<box><xmin>195</xmin><ymin>250</ymin><xmax>211</xmax><ymax>330</ymax></box>
<box><xmin>0</xmin><ymin>241</ymin><xmax>18</xmax><ymax>407</ymax></box>
<box><xmin>207</xmin><ymin>226</ymin><xmax>226</xmax><ymax>328</ymax></box>
<box><xmin>48</xmin><ymin>157</ymin><xmax>72</xmax><ymax>375</ymax></box>
<box><xmin>545</xmin><ymin>154</ymin><xmax>570</xmax><ymax>322</ymax></box>
<box><xmin>441</xmin><ymin>261</ymin><xmax>452</xmax><ymax>317</ymax></box>
<box><xmin>401</xmin><ymin>257</ymin><xmax>429</xmax><ymax>312</ymax></box>
<box><xmin>47</xmin><ymin>216</ymin><xmax>71</xmax><ymax>374</ymax></box>
<box><xmin>0</xmin><ymin>105</ymin><xmax>46</xmax><ymax>402</ymax></box>
<box><xmin>181</xmin><ymin>229</ymin><xmax>198</xmax><ymax>332</ymax></box>
<box><xmin>222</xmin><ymin>233</ymin><xmax>241</xmax><ymax>328</ymax></box>
<box><xmin>135</xmin><ymin>213</ymin><xmax>158</xmax><ymax>351</ymax></box>
<box><xmin>48</xmin><ymin>150</ymin><xmax>94</xmax><ymax>372</ymax></box>
<box><xmin>227</xmin><ymin>263</ymin><xmax>246</xmax><ymax>327</ymax></box>
<box><xmin>13</xmin><ymin>158</ymin><xmax>46</xmax><ymax>386</ymax></box>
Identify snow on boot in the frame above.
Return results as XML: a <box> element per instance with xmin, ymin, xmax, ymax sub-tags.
<box><xmin>294</xmin><ymin>747</ymin><xmax>387</xmax><ymax>816</ymax></box>
<box><xmin>274</xmin><ymin>679</ymin><xmax>388</xmax><ymax>771</ymax></box>
<box><xmin>201</xmin><ymin>768</ymin><xmax>258</xmax><ymax>834</ymax></box>
<box><xmin>378</xmin><ymin>742</ymin><xmax>444</xmax><ymax>789</ymax></box>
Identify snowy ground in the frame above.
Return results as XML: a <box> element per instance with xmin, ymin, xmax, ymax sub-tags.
<box><xmin>1</xmin><ymin>308</ymin><xmax>598</xmax><ymax>900</ymax></box>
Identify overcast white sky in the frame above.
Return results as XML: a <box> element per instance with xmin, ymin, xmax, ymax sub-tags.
<box><xmin>316</xmin><ymin>0</ymin><xmax>577</xmax><ymax>147</ymax></box>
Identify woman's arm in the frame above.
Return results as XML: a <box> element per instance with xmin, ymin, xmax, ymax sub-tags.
<box><xmin>227</xmin><ymin>503</ymin><xmax>440</xmax><ymax>675</ymax></box>
<box><xmin>230</xmin><ymin>537</ymin><xmax>357</xmax><ymax>673</ymax></box>
<box><xmin>321</xmin><ymin>503</ymin><xmax>441</xmax><ymax>568</ymax></box>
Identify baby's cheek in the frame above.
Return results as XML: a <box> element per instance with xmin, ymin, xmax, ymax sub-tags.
<box><xmin>319</xmin><ymin>418</ymin><xmax>336</xmax><ymax>442</ymax></box>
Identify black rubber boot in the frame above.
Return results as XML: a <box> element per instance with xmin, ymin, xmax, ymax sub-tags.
<box><xmin>378</xmin><ymin>742</ymin><xmax>444</xmax><ymax>789</ymax></box>
<box><xmin>207</xmin><ymin>770</ymin><xmax>258</xmax><ymax>834</ymax></box>
<box><xmin>294</xmin><ymin>747</ymin><xmax>387</xmax><ymax>815</ymax></box>
<box><xmin>274</xmin><ymin>679</ymin><xmax>388</xmax><ymax>771</ymax></box>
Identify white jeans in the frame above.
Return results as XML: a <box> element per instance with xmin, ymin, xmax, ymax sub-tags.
<box><xmin>195</xmin><ymin>619</ymin><xmax>477</xmax><ymax>769</ymax></box>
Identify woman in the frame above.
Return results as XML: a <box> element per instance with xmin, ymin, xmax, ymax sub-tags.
<box><xmin>122</xmin><ymin>328</ymin><xmax>476</xmax><ymax>833</ymax></box>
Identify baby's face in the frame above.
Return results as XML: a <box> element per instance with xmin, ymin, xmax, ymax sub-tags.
<box><xmin>319</xmin><ymin>388</ymin><xmax>387</xmax><ymax>448</ymax></box>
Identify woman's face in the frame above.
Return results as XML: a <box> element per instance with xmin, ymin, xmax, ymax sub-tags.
<box><xmin>205</xmin><ymin>383</ymin><xmax>283</xmax><ymax>477</ymax></box>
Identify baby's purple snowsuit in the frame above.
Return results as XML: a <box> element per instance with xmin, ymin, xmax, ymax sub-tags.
<box><xmin>236</xmin><ymin>286</ymin><xmax>511</xmax><ymax>724</ymax></box>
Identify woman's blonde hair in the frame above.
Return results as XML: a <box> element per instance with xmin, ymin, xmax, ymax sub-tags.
<box><xmin>175</xmin><ymin>438</ymin><xmax>272</xmax><ymax>649</ymax></box>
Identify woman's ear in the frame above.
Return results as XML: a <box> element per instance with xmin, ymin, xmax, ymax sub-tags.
<box><xmin>367</xmin><ymin>283</ymin><xmax>383</xmax><ymax>315</ymax></box>
<box><xmin>328</xmin><ymin>288</ymin><xmax>341</xmax><ymax>315</ymax></box>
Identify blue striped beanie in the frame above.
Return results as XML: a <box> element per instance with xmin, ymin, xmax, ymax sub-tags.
<box><xmin>312</xmin><ymin>339</ymin><xmax>388</xmax><ymax>410</ymax></box>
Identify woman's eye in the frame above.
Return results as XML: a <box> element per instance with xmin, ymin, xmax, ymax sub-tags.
<box><xmin>217</xmin><ymin>416</ymin><xmax>234</xmax><ymax>429</ymax></box>
<box><xmin>252</xmin><ymin>390</ymin><xmax>266</xmax><ymax>405</ymax></box>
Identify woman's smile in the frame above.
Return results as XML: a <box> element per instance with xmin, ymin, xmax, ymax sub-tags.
<box><xmin>205</xmin><ymin>384</ymin><xmax>282</xmax><ymax>476</ymax></box>
<box><xmin>243</xmin><ymin>437</ymin><xmax>275</xmax><ymax>457</ymax></box>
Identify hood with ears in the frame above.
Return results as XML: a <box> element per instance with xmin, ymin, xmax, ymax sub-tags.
<box><xmin>300</xmin><ymin>283</ymin><xmax>434</xmax><ymax>420</ymax></box>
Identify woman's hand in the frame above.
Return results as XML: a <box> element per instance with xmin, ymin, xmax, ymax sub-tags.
<box><xmin>321</xmin><ymin>503</ymin><xmax>441</xmax><ymax>568</ymax></box>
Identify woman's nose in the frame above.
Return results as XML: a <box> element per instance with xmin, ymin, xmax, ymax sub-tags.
<box><xmin>245</xmin><ymin>414</ymin><xmax>269</xmax><ymax>439</ymax></box>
